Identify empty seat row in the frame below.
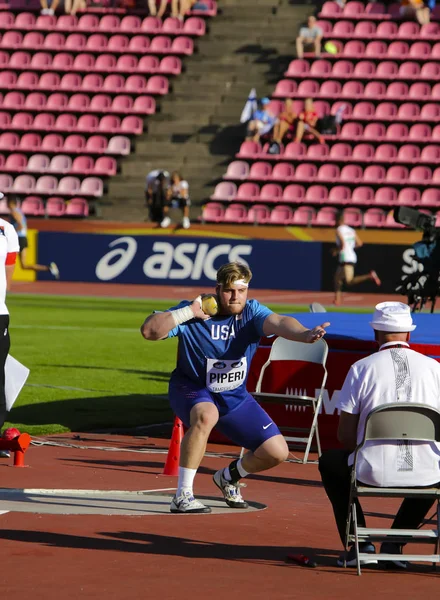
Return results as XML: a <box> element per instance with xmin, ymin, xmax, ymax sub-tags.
<box><xmin>211</xmin><ymin>181</ymin><xmax>440</xmax><ymax>207</ymax></box>
<box><xmin>0</xmin><ymin>71</ymin><xmax>169</xmax><ymax>95</ymax></box>
<box><xmin>0</xmin><ymin>52</ymin><xmax>182</xmax><ymax>76</ymax></box>
<box><xmin>236</xmin><ymin>140</ymin><xmax>440</xmax><ymax>164</ymax></box>
<box><xmin>319</xmin><ymin>1</ymin><xmax>440</xmax><ymax>21</ymax></box>
<box><xmin>202</xmin><ymin>202</ymin><xmax>440</xmax><ymax>227</ymax></box>
<box><xmin>337</xmin><ymin>122</ymin><xmax>440</xmax><ymax>142</ymax></box>
<box><xmin>0</xmin><ymin>13</ymin><xmax>207</xmax><ymax>35</ymax></box>
<box><xmin>312</xmin><ymin>40</ymin><xmax>440</xmax><ymax>61</ymax></box>
<box><xmin>316</xmin><ymin>19</ymin><xmax>439</xmax><ymax>40</ymax></box>
<box><xmin>0</xmin><ymin>92</ymin><xmax>155</xmax><ymax>116</ymax></box>
<box><xmin>0</xmin><ymin>132</ymin><xmax>131</xmax><ymax>155</ymax></box>
<box><xmin>285</xmin><ymin>59</ymin><xmax>440</xmax><ymax>82</ymax></box>
<box><xmin>0</xmin><ymin>153</ymin><xmax>117</xmax><ymax>176</ymax></box>
<box><xmin>0</xmin><ymin>32</ymin><xmax>194</xmax><ymax>55</ymax></box>
<box><xmin>0</xmin><ymin>174</ymin><xmax>103</xmax><ymax>197</ymax></box>
<box><xmin>0</xmin><ymin>196</ymin><xmax>89</xmax><ymax>217</ymax></box>
<box><xmin>223</xmin><ymin>162</ymin><xmax>440</xmax><ymax>187</ymax></box>
<box><xmin>0</xmin><ymin>112</ymin><xmax>143</xmax><ymax>135</ymax></box>
<box><xmin>274</xmin><ymin>79</ymin><xmax>440</xmax><ymax>101</ymax></box>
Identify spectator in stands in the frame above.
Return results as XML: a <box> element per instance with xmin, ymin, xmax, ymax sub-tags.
<box><xmin>246</xmin><ymin>98</ymin><xmax>277</xmax><ymax>143</ymax></box>
<box><xmin>400</xmin><ymin>0</ymin><xmax>431</xmax><ymax>23</ymax></box>
<box><xmin>319</xmin><ymin>302</ymin><xmax>440</xmax><ymax>568</ymax></box>
<box><xmin>333</xmin><ymin>211</ymin><xmax>381</xmax><ymax>306</ymax></box>
<box><xmin>295</xmin><ymin>98</ymin><xmax>324</xmax><ymax>144</ymax></box>
<box><xmin>6</xmin><ymin>198</ymin><xmax>59</xmax><ymax>280</ymax></box>
<box><xmin>64</xmin><ymin>0</ymin><xmax>86</xmax><ymax>14</ymax></box>
<box><xmin>148</xmin><ymin>0</ymin><xmax>168</xmax><ymax>18</ymax></box>
<box><xmin>295</xmin><ymin>16</ymin><xmax>323</xmax><ymax>60</ymax></box>
<box><xmin>40</xmin><ymin>0</ymin><xmax>59</xmax><ymax>15</ymax></box>
<box><xmin>145</xmin><ymin>169</ymin><xmax>171</xmax><ymax>224</ymax></box>
<box><xmin>161</xmin><ymin>172</ymin><xmax>191</xmax><ymax>229</ymax></box>
<box><xmin>271</xmin><ymin>99</ymin><xmax>298</xmax><ymax>149</ymax></box>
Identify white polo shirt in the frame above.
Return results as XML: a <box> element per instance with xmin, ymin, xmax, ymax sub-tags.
<box><xmin>0</xmin><ymin>218</ymin><xmax>19</xmax><ymax>315</ymax></box>
<box><xmin>339</xmin><ymin>341</ymin><xmax>440</xmax><ymax>487</ymax></box>
<box><xmin>336</xmin><ymin>224</ymin><xmax>357</xmax><ymax>264</ymax></box>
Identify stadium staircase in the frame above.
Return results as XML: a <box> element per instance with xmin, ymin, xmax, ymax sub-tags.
<box><xmin>207</xmin><ymin>1</ymin><xmax>440</xmax><ymax>228</ymax></box>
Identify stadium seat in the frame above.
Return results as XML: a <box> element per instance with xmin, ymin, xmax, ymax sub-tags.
<box><xmin>236</xmin><ymin>182</ymin><xmax>260</xmax><ymax>203</ymax></box>
<box><xmin>272</xmin><ymin>163</ymin><xmax>295</xmax><ymax>181</ymax></box>
<box><xmin>65</xmin><ymin>197</ymin><xmax>89</xmax><ymax>217</ymax></box>
<box><xmin>27</xmin><ymin>154</ymin><xmax>49</xmax><ymax>172</ymax></box>
<box><xmin>315</xmin><ymin>206</ymin><xmax>337</xmax><ymax>226</ymax></box>
<box><xmin>224</xmin><ymin>161</ymin><xmax>249</xmax><ymax>180</ymax></box>
<box><xmin>21</xmin><ymin>195</ymin><xmax>44</xmax><ymax>216</ymax></box>
<box><xmin>259</xmin><ymin>183</ymin><xmax>283</xmax><ymax>203</ymax></box>
<box><xmin>46</xmin><ymin>196</ymin><xmax>66</xmax><ymax>217</ymax></box>
<box><xmin>246</xmin><ymin>204</ymin><xmax>271</xmax><ymax>225</ymax></box>
<box><xmin>223</xmin><ymin>203</ymin><xmax>247</xmax><ymax>223</ymax></box>
<box><xmin>249</xmin><ymin>162</ymin><xmax>272</xmax><ymax>181</ymax></box>
<box><xmin>292</xmin><ymin>205</ymin><xmax>316</xmax><ymax>226</ymax></box>
<box><xmin>364</xmin><ymin>207</ymin><xmax>386</xmax><ymax>228</ymax></box>
<box><xmin>35</xmin><ymin>174</ymin><xmax>58</xmax><ymax>195</ymax></box>
<box><xmin>269</xmin><ymin>205</ymin><xmax>294</xmax><ymax>225</ymax></box>
<box><xmin>48</xmin><ymin>155</ymin><xmax>72</xmax><ymax>174</ymax></box>
<box><xmin>343</xmin><ymin>207</ymin><xmax>363</xmax><ymax>227</ymax></box>
<box><xmin>351</xmin><ymin>186</ymin><xmax>374</xmax><ymax>205</ymax></box>
<box><xmin>71</xmin><ymin>155</ymin><xmax>94</xmax><ymax>175</ymax></box>
<box><xmin>282</xmin><ymin>184</ymin><xmax>305</xmax><ymax>204</ymax></box>
<box><xmin>210</xmin><ymin>181</ymin><xmax>237</xmax><ymax>201</ymax></box>
<box><xmin>201</xmin><ymin>202</ymin><xmax>225</xmax><ymax>223</ymax></box>
<box><xmin>397</xmin><ymin>187</ymin><xmax>421</xmax><ymax>206</ymax></box>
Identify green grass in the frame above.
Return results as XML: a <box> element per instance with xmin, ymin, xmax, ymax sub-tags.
<box><xmin>3</xmin><ymin>293</ymin><xmax>365</xmax><ymax>436</ymax></box>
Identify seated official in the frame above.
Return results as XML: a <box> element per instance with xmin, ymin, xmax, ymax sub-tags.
<box><xmin>318</xmin><ymin>302</ymin><xmax>440</xmax><ymax>569</ymax></box>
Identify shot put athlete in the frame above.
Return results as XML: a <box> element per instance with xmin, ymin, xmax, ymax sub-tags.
<box><xmin>141</xmin><ymin>262</ymin><xmax>330</xmax><ymax>514</ymax></box>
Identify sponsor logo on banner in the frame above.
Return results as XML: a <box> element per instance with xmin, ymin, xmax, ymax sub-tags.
<box><xmin>95</xmin><ymin>237</ymin><xmax>253</xmax><ymax>282</ymax></box>
<box><xmin>284</xmin><ymin>387</ymin><xmax>341</xmax><ymax>415</ymax></box>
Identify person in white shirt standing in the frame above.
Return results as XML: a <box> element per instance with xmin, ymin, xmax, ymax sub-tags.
<box><xmin>160</xmin><ymin>172</ymin><xmax>191</xmax><ymax>230</ymax></box>
<box><xmin>319</xmin><ymin>302</ymin><xmax>440</xmax><ymax>569</ymax></box>
<box><xmin>0</xmin><ymin>207</ymin><xmax>20</xmax><ymax>458</ymax></box>
<box><xmin>333</xmin><ymin>211</ymin><xmax>381</xmax><ymax>305</ymax></box>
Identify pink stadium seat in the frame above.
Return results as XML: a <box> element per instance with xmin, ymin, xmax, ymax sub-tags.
<box><xmin>149</xmin><ymin>35</ymin><xmax>172</xmax><ymax>54</ymax></box>
<box><xmin>31</xmin><ymin>114</ymin><xmax>54</xmax><ymax>133</ymax></box>
<box><xmin>343</xmin><ymin>207</ymin><xmax>363</xmax><ymax>227</ymax></box>
<box><xmin>83</xmin><ymin>74</ymin><xmax>105</xmax><ymax>93</ymax></box>
<box><xmin>249</xmin><ymin>162</ymin><xmax>272</xmax><ymax>181</ymax></box>
<box><xmin>120</xmin><ymin>15</ymin><xmax>142</xmax><ymax>33</ymax></box>
<box><xmin>273</xmin><ymin>79</ymin><xmax>297</xmax><ymax>98</ymax></box>
<box><xmin>40</xmin><ymin>72</ymin><xmax>61</xmax><ymax>91</ymax></box>
<box><xmin>35</xmin><ymin>175</ymin><xmax>58</xmax><ymax>195</ymax></box>
<box><xmin>246</xmin><ymin>204</ymin><xmax>271</xmax><ymax>225</ymax></box>
<box><xmin>376</xmin><ymin>61</ymin><xmax>398</xmax><ymax>79</ymax></box>
<box><xmin>94</xmin><ymin>156</ymin><xmax>117</xmax><ymax>176</ymax></box>
<box><xmin>99</xmin><ymin>15</ymin><xmax>120</xmax><ymax>33</ymax></box>
<box><xmin>12</xmin><ymin>174</ymin><xmax>35</xmax><ymax>194</ymax></box>
<box><xmin>432</xmin><ymin>84</ymin><xmax>440</xmax><ymax>100</ymax></box>
<box><xmin>22</xmin><ymin>32</ymin><xmax>44</xmax><ymax>50</ymax></box>
<box><xmin>295</xmin><ymin>163</ymin><xmax>318</xmax><ymax>182</ymax></box>
<box><xmin>344</xmin><ymin>1</ymin><xmax>365</xmax><ymax>15</ymax></box>
<box><xmin>333</xmin><ymin>60</ymin><xmax>354</xmax><ymax>78</ymax></box>
<box><xmin>78</xmin><ymin>14</ymin><xmax>99</xmax><ymax>31</ymax></box>
<box><xmin>71</xmin><ymin>156</ymin><xmax>94</xmax><ymax>175</ymax></box>
<box><xmin>354</xmin><ymin>60</ymin><xmax>376</xmax><ymax>78</ymax></box>
<box><xmin>41</xmin><ymin>32</ymin><xmax>64</xmax><ymax>51</ymax></box>
<box><xmin>78</xmin><ymin>115</ymin><xmax>99</xmax><ymax>132</ymax></box>
<box><xmin>55</xmin><ymin>113</ymin><xmax>77</xmax><ymax>132</ymax></box>
<box><xmin>5</xmin><ymin>153</ymin><xmax>27</xmax><ymax>172</ymax></box>
<box><xmin>398</xmin><ymin>22</ymin><xmax>419</xmax><ymax>38</ymax></box>
<box><xmin>236</xmin><ymin>182</ymin><xmax>260</xmax><ymax>202</ymax></box>
<box><xmin>307</xmin><ymin>144</ymin><xmax>329</xmax><ymax>160</ymax></box>
<box><xmin>284</xmin><ymin>142</ymin><xmax>306</xmax><ymax>160</ymax></box>
<box><xmin>351</xmin><ymin>186</ymin><xmax>374</xmax><ymax>205</ymax></box>
<box><xmin>72</xmin><ymin>53</ymin><xmax>95</xmax><ymax>71</ymax></box>
<box><xmin>142</xmin><ymin>16</ymin><xmax>162</xmax><ymax>34</ymax></box>
<box><xmin>56</xmin><ymin>15</ymin><xmax>77</xmax><ymax>32</ymax></box>
<box><xmin>420</xmin><ymin>104</ymin><xmax>440</xmax><ymax>122</ymax></box>
<box><xmin>223</xmin><ymin>203</ymin><xmax>247</xmax><ymax>223</ymax></box>
<box><xmin>315</xmin><ymin>206</ymin><xmax>337</xmax><ymax>226</ymax></box>
<box><xmin>35</xmin><ymin>14</ymin><xmax>57</xmax><ymax>31</ymax></box>
<box><xmin>398</xmin><ymin>61</ymin><xmax>421</xmax><ymax>80</ymax></box>
<box><xmin>80</xmin><ymin>177</ymin><xmax>103</xmax><ymax>198</ymax></box>
<box><xmin>0</xmin><ymin>174</ymin><xmax>12</xmax><ymax>192</ymax></box>
<box><xmin>65</xmin><ymin>33</ymin><xmax>87</xmax><ymax>51</ymax></box>
<box><xmin>364</xmin><ymin>208</ymin><xmax>386</xmax><ymax>228</ymax></box>
<box><xmin>354</xmin><ymin>20</ymin><xmax>376</xmax><ymax>37</ymax></box>
<box><xmin>63</xmin><ymin>134</ymin><xmax>86</xmax><ymax>153</ymax></box>
<box><xmin>40</xmin><ymin>134</ymin><xmax>62</xmax><ymax>152</ymax></box>
<box><xmin>9</xmin><ymin>51</ymin><xmax>31</xmax><ymax>69</ymax></box>
<box><xmin>210</xmin><ymin>182</ymin><xmax>237</xmax><ymax>201</ymax></box>
<box><xmin>131</xmin><ymin>95</ymin><xmax>156</xmax><ymax>115</ymax></box>
<box><xmin>21</xmin><ymin>196</ymin><xmax>44</xmax><ymax>216</ymax></box>
<box><xmin>320</xmin><ymin>80</ymin><xmax>342</xmax><ymax>97</ymax></box>
<box><xmin>420</xmin><ymin>62</ymin><xmax>440</xmax><ymax>80</ymax></box>
<box><xmin>145</xmin><ymin>75</ymin><xmax>168</xmax><ymax>95</ymax></box>
<box><xmin>384</xmin><ymin>210</ymin><xmax>405</xmax><ymax>228</ymax></box>
<box><xmin>13</xmin><ymin>12</ymin><xmax>36</xmax><ymax>30</ymax></box>
<box><xmin>376</xmin><ymin>21</ymin><xmax>397</xmax><ymax>38</ymax></box>
<box><xmin>285</xmin><ymin>59</ymin><xmax>310</xmax><ymax>78</ymax></box>
<box><xmin>341</xmin><ymin>122</ymin><xmax>363</xmax><ymax>140</ymax></box>
<box><xmin>328</xmin><ymin>185</ymin><xmax>351</xmax><ymax>204</ymax></box>
<box><xmin>183</xmin><ymin>16</ymin><xmax>206</xmax><ymax>36</ymax></box>
<box><xmin>317</xmin><ymin>164</ymin><xmax>340</xmax><ymax>182</ymax></box>
<box><xmin>2</xmin><ymin>92</ymin><xmax>24</xmax><ymax>109</ymax></box>
<box><xmin>97</xmin><ymin>115</ymin><xmax>119</xmax><ymax>133</ymax></box>
<box><xmin>374</xmin><ymin>187</ymin><xmax>398</xmax><ymax>205</ymax></box>
<box><xmin>420</xmin><ymin>22</ymin><xmax>440</xmax><ymax>37</ymax></box>
<box><xmin>271</xmin><ymin>163</ymin><xmax>295</xmax><ymax>181</ymax></box>
<box><xmin>163</xmin><ymin>17</ymin><xmax>183</xmax><ymax>35</ymax></box>
<box><xmin>46</xmin><ymin>93</ymin><xmax>68</xmax><ymax>111</ymax></box>
<box><xmin>224</xmin><ymin>161</ymin><xmax>249</xmax><ymax>180</ymax></box>
<box><xmin>86</xmin><ymin>34</ymin><xmax>108</xmax><ymax>51</ymax></box>
<box><xmin>237</xmin><ymin>140</ymin><xmax>261</xmax><ymax>158</ymax></box>
<box><xmin>320</xmin><ymin>1</ymin><xmax>342</xmax><ymax>16</ymax></box>
<box><xmin>48</xmin><ymin>155</ymin><xmax>72</xmax><ymax>173</ymax></box>
<box><xmin>375</xmin><ymin>102</ymin><xmax>397</xmax><ymax>120</ymax></box>
<box><xmin>10</xmin><ymin>112</ymin><xmax>32</xmax><ymax>129</ymax></box>
<box><xmin>292</xmin><ymin>205</ymin><xmax>316</xmax><ymax>226</ymax></box>
<box><xmin>0</xmin><ymin>31</ymin><xmax>23</xmax><ymax>49</ymax></box>
<box><xmin>385</xmin><ymin>165</ymin><xmax>409</xmax><ymax>183</ymax></box>
<box><xmin>128</xmin><ymin>36</ymin><xmax>150</xmax><ymax>53</ymax></box>
<box><xmin>159</xmin><ymin>56</ymin><xmax>181</xmax><ymax>75</ymax></box>
<box><xmin>408</xmin><ymin>166</ymin><xmax>432</xmax><ymax>185</ymax></box>
<box><xmin>409</xmin><ymin>41</ymin><xmax>431</xmax><ymax>59</ymax></box>
<box><xmin>269</xmin><ymin>205</ymin><xmax>294</xmax><ymax>225</ymax></box>
<box><xmin>46</xmin><ymin>197</ymin><xmax>66</xmax><ymax>217</ymax></box>
<box><xmin>259</xmin><ymin>184</ymin><xmax>282</xmax><ymax>204</ymax></box>
<box><xmin>363</xmin><ymin>165</ymin><xmax>385</xmax><ymax>184</ymax></box>
<box><xmin>95</xmin><ymin>54</ymin><xmax>118</xmax><ymax>73</ymax></box>
<box><xmin>310</xmin><ymin>59</ymin><xmax>332</xmax><ymax>77</ymax></box>
<box><xmin>329</xmin><ymin>142</ymin><xmax>352</xmax><ymax>160</ymax></box>
<box><xmin>305</xmin><ymin>184</ymin><xmax>328</xmax><ymax>204</ymax></box>
<box><xmin>365</xmin><ymin>41</ymin><xmax>387</xmax><ymax>58</ymax></box>
<box><xmin>397</xmin><ymin>187</ymin><xmax>421</xmax><ymax>206</ymax></box>
<box><xmin>171</xmin><ymin>36</ymin><xmax>194</xmax><ymax>55</ymax></box>
<box><xmin>397</xmin><ymin>144</ymin><xmax>420</xmax><ymax>163</ymax></box>
<box><xmin>398</xmin><ymin>102</ymin><xmax>420</xmax><ymax>121</ymax></box>
<box><xmin>409</xmin><ymin>123</ymin><xmax>432</xmax><ymax>141</ymax></box>
<box><xmin>60</xmin><ymin>73</ymin><xmax>82</xmax><ymax>91</ymax></box>
<box><xmin>105</xmin><ymin>136</ymin><xmax>130</xmax><ymax>155</ymax></box>
<box><xmin>386</xmin><ymin>123</ymin><xmax>408</xmax><ymax>141</ymax></box>
<box><xmin>341</xmin><ymin>81</ymin><xmax>364</xmax><ymax>98</ymax></box>
<box><xmin>201</xmin><ymin>202</ymin><xmax>225</xmax><ymax>223</ymax></box>
<box><xmin>89</xmin><ymin>94</ymin><xmax>112</xmax><ymax>113</ymax></box>
<box><xmin>67</xmin><ymin>93</ymin><xmax>90</xmax><ymax>112</ymax></box>
<box><xmin>409</xmin><ymin>82</ymin><xmax>431</xmax><ymax>100</ymax></box>
<box><xmin>121</xmin><ymin>116</ymin><xmax>143</xmax><ymax>135</ymax></box>
<box><xmin>388</xmin><ymin>41</ymin><xmax>409</xmax><ymax>58</ymax></box>
<box><xmin>341</xmin><ymin>164</ymin><xmax>363</xmax><ymax>183</ymax></box>
<box><xmin>115</xmin><ymin>54</ymin><xmax>137</xmax><ymax>73</ymax></box>
<box><xmin>19</xmin><ymin>133</ymin><xmax>41</xmax><ymax>152</ymax></box>
<box><xmin>420</xmin><ymin>189</ymin><xmax>440</xmax><ymax>207</ymax></box>
<box><xmin>57</xmin><ymin>176</ymin><xmax>81</xmax><ymax>196</ymax></box>
<box><xmin>282</xmin><ymin>184</ymin><xmax>305</xmax><ymax>204</ymax></box>
<box><xmin>26</xmin><ymin>154</ymin><xmax>49</xmax><ymax>172</ymax></box>
<box><xmin>65</xmin><ymin>197</ymin><xmax>89</xmax><ymax>217</ymax></box>
<box><xmin>421</xmin><ymin>146</ymin><xmax>440</xmax><ymax>163</ymax></box>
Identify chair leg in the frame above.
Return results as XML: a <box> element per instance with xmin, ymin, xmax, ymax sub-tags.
<box><xmin>352</xmin><ymin>503</ymin><xmax>362</xmax><ymax>576</ymax></box>
<box><xmin>303</xmin><ymin>398</ymin><xmax>322</xmax><ymax>463</ymax></box>
<box><xmin>435</xmin><ymin>500</ymin><xmax>440</xmax><ymax>569</ymax></box>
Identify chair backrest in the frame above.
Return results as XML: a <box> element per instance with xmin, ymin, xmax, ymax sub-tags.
<box><xmin>255</xmin><ymin>337</ymin><xmax>328</xmax><ymax>394</ymax></box>
<box><xmin>362</xmin><ymin>403</ymin><xmax>440</xmax><ymax>445</ymax></box>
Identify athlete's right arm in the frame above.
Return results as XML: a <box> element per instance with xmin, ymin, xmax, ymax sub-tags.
<box><xmin>140</xmin><ymin>297</ymin><xmax>209</xmax><ymax>341</ymax></box>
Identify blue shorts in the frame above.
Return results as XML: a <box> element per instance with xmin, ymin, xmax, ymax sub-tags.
<box><xmin>168</xmin><ymin>376</ymin><xmax>281</xmax><ymax>452</ymax></box>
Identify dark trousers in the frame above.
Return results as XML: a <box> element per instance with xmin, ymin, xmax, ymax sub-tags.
<box><xmin>0</xmin><ymin>314</ymin><xmax>10</xmax><ymax>429</ymax></box>
<box><xmin>319</xmin><ymin>449</ymin><xmax>437</xmax><ymax>545</ymax></box>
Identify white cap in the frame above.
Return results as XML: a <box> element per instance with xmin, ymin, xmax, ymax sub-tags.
<box><xmin>369</xmin><ymin>301</ymin><xmax>416</xmax><ymax>332</ymax></box>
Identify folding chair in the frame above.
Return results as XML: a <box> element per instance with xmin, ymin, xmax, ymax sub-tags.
<box><xmin>251</xmin><ymin>337</ymin><xmax>328</xmax><ymax>464</ymax></box>
<box><xmin>345</xmin><ymin>402</ymin><xmax>440</xmax><ymax>575</ymax></box>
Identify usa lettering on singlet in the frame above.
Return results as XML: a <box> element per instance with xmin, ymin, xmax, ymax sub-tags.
<box><xmin>166</xmin><ymin>299</ymin><xmax>273</xmax><ymax>409</ymax></box>
<box><xmin>336</xmin><ymin>224</ymin><xmax>357</xmax><ymax>264</ymax></box>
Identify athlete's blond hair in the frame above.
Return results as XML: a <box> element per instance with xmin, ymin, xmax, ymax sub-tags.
<box><xmin>216</xmin><ymin>262</ymin><xmax>252</xmax><ymax>288</ymax></box>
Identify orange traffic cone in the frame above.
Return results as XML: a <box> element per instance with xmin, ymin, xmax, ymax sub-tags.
<box><xmin>162</xmin><ymin>416</ymin><xmax>184</xmax><ymax>476</ymax></box>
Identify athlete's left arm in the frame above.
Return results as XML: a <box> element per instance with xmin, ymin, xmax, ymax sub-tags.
<box><xmin>262</xmin><ymin>313</ymin><xmax>330</xmax><ymax>343</ymax></box>
<box><xmin>5</xmin><ymin>264</ymin><xmax>15</xmax><ymax>291</ymax></box>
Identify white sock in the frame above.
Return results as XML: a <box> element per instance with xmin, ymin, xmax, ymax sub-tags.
<box><xmin>224</xmin><ymin>459</ymin><xmax>249</xmax><ymax>481</ymax></box>
<box><xmin>176</xmin><ymin>467</ymin><xmax>197</xmax><ymax>497</ymax></box>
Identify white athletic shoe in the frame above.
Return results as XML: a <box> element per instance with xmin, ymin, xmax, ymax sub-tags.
<box><xmin>49</xmin><ymin>262</ymin><xmax>60</xmax><ymax>280</ymax></box>
<box><xmin>160</xmin><ymin>216</ymin><xmax>171</xmax><ymax>228</ymax></box>
<box><xmin>170</xmin><ymin>490</ymin><xmax>211</xmax><ymax>514</ymax></box>
<box><xmin>182</xmin><ymin>217</ymin><xmax>190</xmax><ymax>229</ymax></box>
<box><xmin>213</xmin><ymin>469</ymin><xmax>249</xmax><ymax>509</ymax></box>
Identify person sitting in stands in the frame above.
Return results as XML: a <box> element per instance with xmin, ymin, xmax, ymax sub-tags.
<box><xmin>295</xmin><ymin>98</ymin><xmax>324</xmax><ymax>144</ymax></box>
<box><xmin>40</xmin><ymin>0</ymin><xmax>59</xmax><ymax>15</ymax></box>
<box><xmin>148</xmin><ymin>0</ymin><xmax>168</xmax><ymax>18</ymax></box>
<box><xmin>161</xmin><ymin>172</ymin><xmax>191</xmax><ymax>229</ymax></box>
<box><xmin>400</xmin><ymin>0</ymin><xmax>430</xmax><ymax>23</ymax></box>
<box><xmin>296</xmin><ymin>16</ymin><xmax>323</xmax><ymax>59</ymax></box>
<box><xmin>246</xmin><ymin>98</ymin><xmax>277</xmax><ymax>143</ymax></box>
<box><xmin>271</xmin><ymin>99</ymin><xmax>298</xmax><ymax>147</ymax></box>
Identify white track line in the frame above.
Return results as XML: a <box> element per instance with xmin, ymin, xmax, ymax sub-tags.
<box><xmin>12</xmin><ymin>325</ymin><xmax>135</xmax><ymax>333</ymax></box>
<box><xmin>0</xmin><ymin>488</ymin><xmax>176</xmax><ymax>496</ymax></box>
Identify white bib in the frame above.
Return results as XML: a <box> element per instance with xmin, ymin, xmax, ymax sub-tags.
<box><xmin>206</xmin><ymin>357</ymin><xmax>247</xmax><ymax>393</ymax></box>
